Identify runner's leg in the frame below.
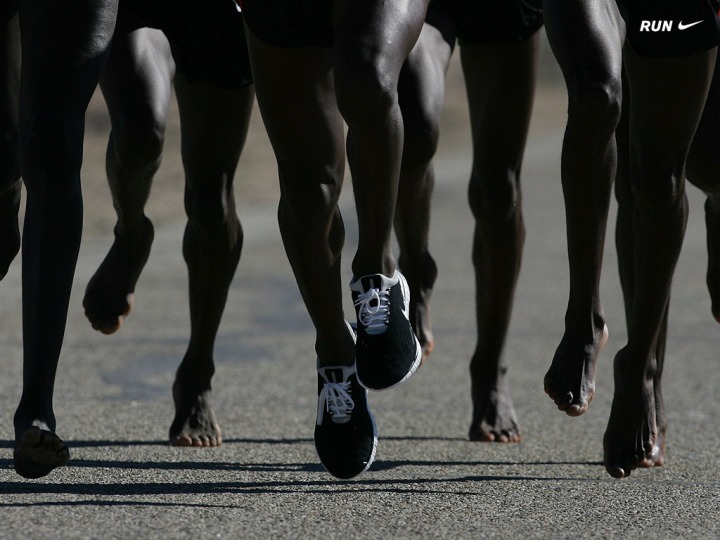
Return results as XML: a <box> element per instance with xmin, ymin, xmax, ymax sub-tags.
<box><xmin>169</xmin><ymin>74</ymin><xmax>254</xmax><ymax>446</ymax></box>
<box><xmin>14</xmin><ymin>0</ymin><xmax>118</xmax><ymax>478</ymax></box>
<box><xmin>394</xmin><ymin>21</ymin><xmax>453</xmax><ymax>361</ymax></box>
<box><xmin>604</xmin><ymin>46</ymin><xmax>716</xmax><ymax>478</ymax></box>
<box><xmin>462</xmin><ymin>33</ymin><xmax>540</xmax><ymax>442</ymax></box>
<box><xmin>245</xmin><ymin>30</ymin><xmax>354</xmax><ymax>368</ymax></box>
<box><xmin>542</xmin><ymin>0</ymin><xmax>625</xmax><ymax>416</ymax></box>
<box><xmin>83</xmin><ymin>28</ymin><xmax>174</xmax><ymax>334</ymax></box>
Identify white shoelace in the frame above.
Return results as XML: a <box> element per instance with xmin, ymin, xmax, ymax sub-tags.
<box><xmin>354</xmin><ymin>288</ymin><xmax>390</xmax><ymax>335</ymax></box>
<box><xmin>317</xmin><ymin>381</ymin><xmax>355</xmax><ymax>424</ymax></box>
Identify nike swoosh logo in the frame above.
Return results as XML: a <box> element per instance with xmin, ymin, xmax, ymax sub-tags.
<box><xmin>678</xmin><ymin>20</ymin><xmax>704</xmax><ymax>30</ymax></box>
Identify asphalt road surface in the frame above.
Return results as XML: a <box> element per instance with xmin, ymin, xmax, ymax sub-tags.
<box><xmin>1</xmin><ymin>53</ymin><xmax>719</xmax><ymax>539</ymax></box>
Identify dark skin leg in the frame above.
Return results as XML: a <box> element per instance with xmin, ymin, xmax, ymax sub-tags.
<box><xmin>637</xmin><ymin>305</ymin><xmax>668</xmax><ymax>468</ymax></box>
<box><xmin>334</xmin><ymin>0</ymin><xmax>430</xmax><ymax>280</ymax></box>
<box><xmin>463</xmin><ymin>34</ymin><xmax>539</xmax><ymax>443</ymax></box>
<box><xmin>395</xmin><ymin>22</ymin><xmax>453</xmax><ymax>362</ymax></box>
<box><xmin>169</xmin><ymin>74</ymin><xmax>254</xmax><ymax>447</ymax></box>
<box><xmin>614</xmin><ymin>74</ymin><xmax>667</xmax><ymax>470</ymax></box>
<box><xmin>246</xmin><ymin>0</ymin><xmax>428</xmax><ymax>368</ymax></box>
<box><xmin>14</xmin><ymin>0</ymin><xmax>118</xmax><ymax>478</ymax></box>
<box><xmin>686</xmin><ymin>58</ymin><xmax>720</xmax><ymax>322</ymax></box>
<box><xmin>0</xmin><ymin>9</ymin><xmax>20</xmax><ymax>280</ymax></box>
<box><xmin>83</xmin><ymin>28</ymin><xmax>174</xmax><ymax>334</ymax></box>
<box><xmin>86</xmin><ymin>26</ymin><xmax>253</xmax><ymax>445</ymax></box>
<box><xmin>542</xmin><ymin>0</ymin><xmax>624</xmax><ymax>416</ymax></box>
<box><xmin>245</xmin><ymin>32</ymin><xmax>355</xmax><ymax>369</ymax></box>
<box><xmin>604</xmin><ymin>46</ymin><xmax>715</xmax><ymax>479</ymax></box>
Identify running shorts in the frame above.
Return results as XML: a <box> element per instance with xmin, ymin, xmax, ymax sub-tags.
<box><xmin>240</xmin><ymin>0</ymin><xmax>335</xmax><ymax>47</ymax></box>
<box><xmin>118</xmin><ymin>0</ymin><xmax>252</xmax><ymax>88</ymax></box>
<box><xmin>241</xmin><ymin>0</ymin><xmax>541</xmax><ymax>49</ymax></box>
<box><xmin>618</xmin><ymin>0</ymin><xmax>720</xmax><ymax>57</ymax></box>
<box><xmin>426</xmin><ymin>0</ymin><xmax>543</xmax><ymax>46</ymax></box>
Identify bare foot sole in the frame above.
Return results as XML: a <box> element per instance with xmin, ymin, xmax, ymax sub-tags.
<box><xmin>14</xmin><ymin>426</ymin><xmax>70</xmax><ymax>479</ymax></box>
<box><xmin>544</xmin><ymin>323</ymin><xmax>609</xmax><ymax>416</ymax></box>
<box><xmin>468</xmin><ymin>376</ymin><xmax>521</xmax><ymax>443</ymax></box>
<box><xmin>170</xmin><ymin>386</ymin><xmax>222</xmax><ymax>447</ymax></box>
<box><xmin>83</xmin><ymin>218</ymin><xmax>154</xmax><ymax>334</ymax></box>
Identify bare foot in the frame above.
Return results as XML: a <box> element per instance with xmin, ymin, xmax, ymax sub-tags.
<box><xmin>400</xmin><ymin>253</ymin><xmax>437</xmax><ymax>364</ymax></box>
<box><xmin>14</xmin><ymin>425</ymin><xmax>70</xmax><ymax>479</ymax></box>
<box><xmin>603</xmin><ymin>347</ymin><xmax>657</xmax><ymax>478</ymax></box>
<box><xmin>468</xmin><ymin>374</ymin><xmax>521</xmax><ymax>443</ymax></box>
<box><xmin>83</xmin><ymin>217</ymin><xmax>154</xmax><ymax>334</ymax></box>
<box><xmin>638</xmin><ymin>429</ymin><xmax>665</xmax><ymax>468</ymax></box>
<box><xmin>638</xmin><ymin>399</ymin><xmax>667</xmax><ymax>468</ymax></box>
<box><xmin>544</xmin><ymin>322</ymin><xmax>608</xmax><ymax>416</ymax></box>
<box><xmin>705</xmin><ymin>197</ymin><xmax>720</xmax><ymax>322</ymax></box>
<box><xmin>0</xmin><ymin>180</ymin><xmax>21</xmax><ymax>280</ymax></box>
<box><xmin>169</xmin><ymin>382</ymin><xmax>222</xmax><ymax>447</ymax></box>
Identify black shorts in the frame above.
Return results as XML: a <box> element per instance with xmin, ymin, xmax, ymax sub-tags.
<box><xmin>118</xmin><ymin>0</ymin><xmax>252</xmax><ymax>88</ymax></box>
<box><xmin>240</xmin><ymin>0</ymin><xmax>335</xmax><ymax>47</ymax></box>
<box><xmin>619</xmin><ymin>0</ymin><xmax>720</xmax><ymax>57</ymax></box>
<box><xmin>426</xmin><ymin>0</ymin><xmax>543</xmax><ymax>46</ymax></box>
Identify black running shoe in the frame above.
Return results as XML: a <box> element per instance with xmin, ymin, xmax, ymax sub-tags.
<box><xmin>314</xmin><ymin>361</ymin><xmax>377</xmax><ymax>479</ymax></box>
<box><xmin>350</xmin><ymin>270</ymin><xmax>422</xmax><ymax>390</ymax></box>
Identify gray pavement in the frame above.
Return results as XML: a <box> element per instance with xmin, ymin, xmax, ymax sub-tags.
<box><xmin>2</xmin><ymin>77</ymin><xmax>720</xmax><ymax>538</ymax></box>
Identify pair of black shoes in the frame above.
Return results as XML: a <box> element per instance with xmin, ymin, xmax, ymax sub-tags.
<box><xmin>314</xmin><ymin>272</ymin><xmax>421</xmax><ymax>479</ymax></box>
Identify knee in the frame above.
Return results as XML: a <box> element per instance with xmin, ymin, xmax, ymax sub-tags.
<box><xmin>567</xmin><ymin>72</ymin><xmax>622</xmax><ymax>137</ymax></box>
<box><xmin>468</xmin><ymin>168</ymin><xmax>521</xmax><ymax>223</ymax></box>
<box><xmin>335</xmin><ymin>56</ymin><xmax>397</xmax><ymax>126</ymax></box>
<box><xmin>687</xmin><ymin>136</ymin><xmax>720</xmax><ymax>193</ymax></box>
<box><xmin>277</xmin><ymin>162</ymin><xmax>342</xmax><ymax>224</ymax></box>
<box><xmin>111</xmin><ymin>117</ymin><xmax>165</xmax><ymax>171</ymax></box>
<box><xmin>19</xmin><ymin>110</ymin><xmax>83</xmax><ymax>197</ymax></box>
<box><xmin>632</xmin><ymin>161</ymin><xmax>686</xmax><ymax>214</ymax></box>
<box><xmin>184</xmin><ymin>181</ymin><xmax>237</xmax><ymax>231</ymax></box>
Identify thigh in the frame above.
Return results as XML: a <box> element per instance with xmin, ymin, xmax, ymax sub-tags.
<box><xmin>100</xmin><ymin>27</ymin><xmax>174</xmax><ymax>137</ymax></box>
<box><xmin>624</xmin><ymin>46</ymin><xmax>717</xmax><ymax>188</ymax></box>
<box><xmin>122</xmin><ymin>0</ymin><xmax>251</xmax><ymax>89</ymax></box>
<box><xmin>19</xmin><ymin>0</ymin><xmax>117</xmax><ymax>107</ymax></box>
<box><xmin>543</xmin><ymin>0</ymin><xmax>625</xmax><ymax>96</ymax></box>
<box><xmin>333</xmin><ymin>0</ymin><xmax>430</xmax><ymax>82</ymax></box>
<box><xmin>174</xmin><ymin>74</ymin><xmax>254</xmax><ymax>184</ymax></box>
<box><xmin>687</xmin><ymin>57</ymin><xmax>720</xmax><ymax>191</ymax></box>
<box><xmin>398</xmin><ymin>21</ymin><xmax>454</xmax><ymax>140</ymax></box>
<box><xmin>461</xmin><ymin>32</ymin><xmax>540</xmax><ymax>166</ymax></box>
<box><xmin>245</xmin><ymin>26</ymin><xmax>345</xmax><ymax>178</ymax></box>
<box><xmin>18</xmin><ymin>0</ymin><xmax>118</xmax><ymax>175</ymax></box>
<box><xmin>1</xmin><ymin>9</ymin><xmax>20</xmax><ymax>163</ymax></box>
